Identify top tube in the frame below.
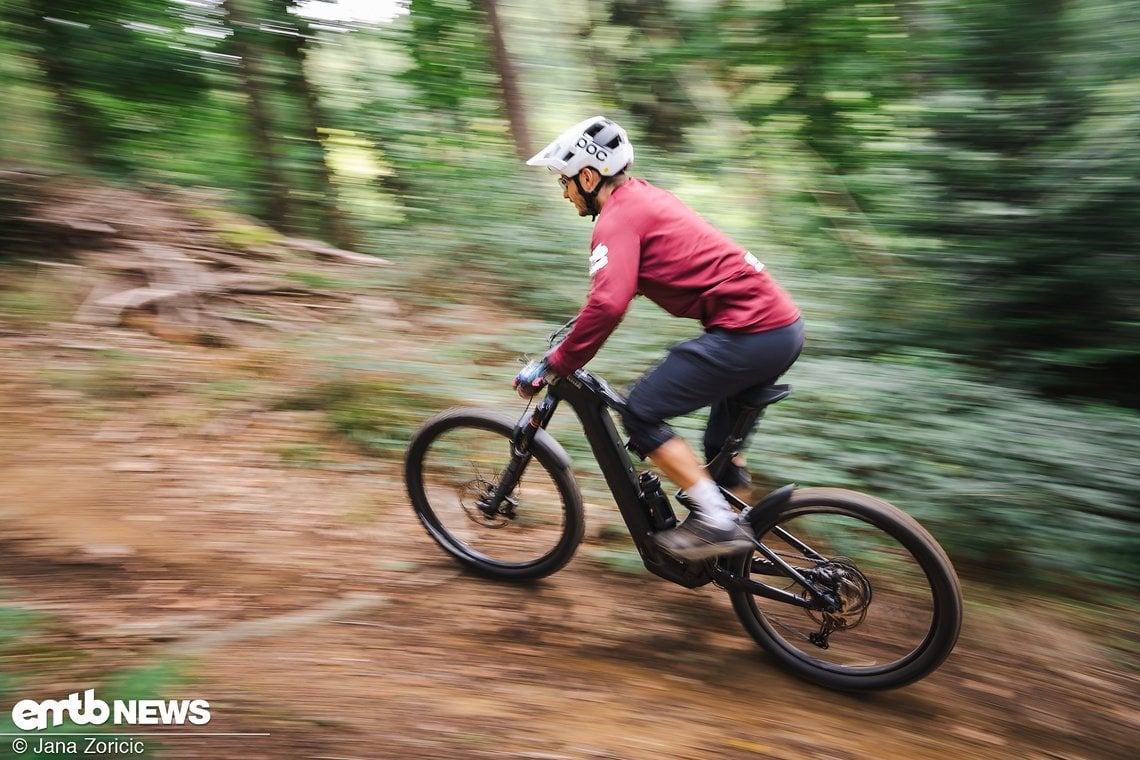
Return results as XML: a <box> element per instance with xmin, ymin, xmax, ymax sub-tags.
<box><xmin>556</xmin><ymin>369</ymin><xmax>629</xmax><ymax>413</ymax></box>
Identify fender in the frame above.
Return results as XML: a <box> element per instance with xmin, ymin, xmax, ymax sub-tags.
<box><xmin>532</xmin><ymin>427</ymin><xmax>573</xmax><ymax>471</ymax></box>
<box><xmin>744</xmin><ymin>484</ymin><xmax>797</xmax><ymax>529</ymax></box>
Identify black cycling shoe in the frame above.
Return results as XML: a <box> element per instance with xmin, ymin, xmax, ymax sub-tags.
<box><xmin>655</xmin><ymin>511</ymin><xmax>754</xmax><ymax>561</ymax></box>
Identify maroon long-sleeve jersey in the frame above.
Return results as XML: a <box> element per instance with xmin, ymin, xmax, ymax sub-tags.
<box><xmin>546</xmin><ymin>179</ymin><xmax>801</xmax><ymax>377</ymax></box>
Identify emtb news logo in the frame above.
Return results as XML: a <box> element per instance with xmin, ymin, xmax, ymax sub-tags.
<box><xmin>11</xmin><ymin>689</ymin><xmax>211</xmax><ymax>731</ymax></box>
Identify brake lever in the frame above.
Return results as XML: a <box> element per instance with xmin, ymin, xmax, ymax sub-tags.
<box><xmin>547</xmin><ymin>316</ymin><xmax>578</xmax><ymax>348</ymax></box>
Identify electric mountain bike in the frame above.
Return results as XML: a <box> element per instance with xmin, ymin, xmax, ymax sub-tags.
<box><xmin>404</xmin><ymin>325</ymin><xmax>962</xmax><ymax>692</ymax></box>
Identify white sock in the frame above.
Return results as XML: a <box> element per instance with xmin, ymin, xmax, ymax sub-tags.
<box><xmin>685</xmin><ymin>479</ymin><xmax>736</xmax><ymax>528</ymax></box>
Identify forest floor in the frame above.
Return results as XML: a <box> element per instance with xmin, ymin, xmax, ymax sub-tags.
<box><xmin>0</xmin><ymin>175</ymin><xmax>1137</xmax><ymax>760</ymax></box>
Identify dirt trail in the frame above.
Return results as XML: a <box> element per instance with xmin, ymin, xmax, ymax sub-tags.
<box><xmin>1</xmin><ymin>316</ymin><xmax>1136</xmax><ymax>760</ymax></box>
<box><xmin>0</xmin><ymin>174</ymin><xmax>1136</xmax><ymax>758</ymax></box>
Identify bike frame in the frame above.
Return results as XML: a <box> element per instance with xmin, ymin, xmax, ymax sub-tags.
<box><xmin>508</xmin><ymin>368</ymin><xmax>837</xmax><ymax>611</ymax></box>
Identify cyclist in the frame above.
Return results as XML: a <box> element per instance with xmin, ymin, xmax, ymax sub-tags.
<box><xmin>515</xmin><ymin>116</ymin><xmax>804</xmax><ymax>561</ymax></box>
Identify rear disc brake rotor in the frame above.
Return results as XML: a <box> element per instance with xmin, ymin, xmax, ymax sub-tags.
<box><xmin>807</xmin><ymin>558</ymin><xmax>872</xmax><ymax>631</ymax></box>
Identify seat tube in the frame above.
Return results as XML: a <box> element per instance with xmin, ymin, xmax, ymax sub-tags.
<box><xmin>708</xmin><ymin>406</ymin><xmax>762</xmax><ymax>483</ymax></box>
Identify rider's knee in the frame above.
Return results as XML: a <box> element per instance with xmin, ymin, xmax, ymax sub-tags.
<box><xmin>620</xmin><ymin>408</ymin><xmax>674</xmax><ymax>459</ymax></box>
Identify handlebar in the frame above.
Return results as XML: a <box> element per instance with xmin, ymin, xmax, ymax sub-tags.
<box><xmin>539</xmin><ymin>318</ymin><xmax>626</xmax><ymax>410</ymax></box>
<box><xmin>546</xmin><ymin>316</ymin><xmax>577</xmax><ymax>348</ymax></box>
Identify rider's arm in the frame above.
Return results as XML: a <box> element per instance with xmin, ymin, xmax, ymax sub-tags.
<box><xmin>546</xmin><ymin>222</ymin><xmax>641</xmax><ymax>377</ymax></box>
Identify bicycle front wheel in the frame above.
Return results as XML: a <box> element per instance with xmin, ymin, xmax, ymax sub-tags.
<box><xmin>404</xmin><ymin>408</ymin><xmax>584</xmax><ymax>581</ymax></box>
<box><xmin>728</xmin><ymin>488</ymin><xmax>962</xmax><ymax>691</ymax></box>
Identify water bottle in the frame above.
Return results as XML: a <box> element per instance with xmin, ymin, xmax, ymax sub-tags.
<box><xmin>638</xmin><ymin>471</ymin><xmax>677</xmax><ymax>531</ymax></box>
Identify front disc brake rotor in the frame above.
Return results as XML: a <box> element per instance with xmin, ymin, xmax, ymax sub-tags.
<box><xmin>459</xmin><ymin>478</ymin><xmax>515</xmax><ymax>528</ymax></box>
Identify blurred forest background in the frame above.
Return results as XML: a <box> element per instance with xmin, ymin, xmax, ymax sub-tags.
<box><xmin>0</xmin><ymin>0</ymin><xmax>1137</xmax><ymax>596</ymax></box>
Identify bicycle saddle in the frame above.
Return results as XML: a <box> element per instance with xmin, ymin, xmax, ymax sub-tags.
<box><xmin>740</xmin><ymin>383</ymin><xmax>792</xmax><ymax>409</ymax></box>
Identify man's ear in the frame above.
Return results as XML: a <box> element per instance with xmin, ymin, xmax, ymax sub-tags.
<box><xmin>580</xmin><ymin>167</ymin><xmax>599</xmax><ymax>191</ymax></box>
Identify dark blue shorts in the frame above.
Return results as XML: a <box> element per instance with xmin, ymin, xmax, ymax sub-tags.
<box><xmin>620</xmin><ymin>318</ymin><xmax>804</xmax><ymax>475</ymax></box>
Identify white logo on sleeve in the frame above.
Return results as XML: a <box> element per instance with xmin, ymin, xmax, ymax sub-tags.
<box><xmin>744</xmin><ymin>251</ymin><xmax>765</xmax><ymax>273</ymax></box>
<box><xmin>589</xmin><ymin>244</ymin><xmax>610</xmax><ymax>276</ymax></box>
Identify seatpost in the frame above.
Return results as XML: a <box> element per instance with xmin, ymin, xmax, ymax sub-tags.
<box><xmin>707</xmin><ymin>406</ymin><xmax>763</xmax><ymax>484</ymax></box>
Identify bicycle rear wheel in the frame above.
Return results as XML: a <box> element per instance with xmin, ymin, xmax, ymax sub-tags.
<box><xmin>728</xmin><ymin>488</ymin><xmax>962</xmax><ymax>691</ymax></box>
<box><xmin>405</xmin><ymin>408</ymin><xmax>584</xmax><ymax>581</ymax></box>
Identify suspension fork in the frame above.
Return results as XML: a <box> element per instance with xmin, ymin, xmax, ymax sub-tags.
<box><xmin>479</xmin><ymin>394</ymin><xmax>560</xmax><ymax>515</ymax></box>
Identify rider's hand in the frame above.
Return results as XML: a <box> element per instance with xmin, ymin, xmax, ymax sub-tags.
<box><xmin>513</xmin><ymin>359</ymin><xmax>552</xmax><ymax>398</ymax></box>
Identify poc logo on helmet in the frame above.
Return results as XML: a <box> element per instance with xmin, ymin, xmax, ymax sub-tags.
<box><xmin>575</xmin><ymin>136</ymin><xmax>608</xmax><ymax>162</ymax></box>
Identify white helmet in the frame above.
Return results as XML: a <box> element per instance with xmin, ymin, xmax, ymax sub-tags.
<box><xmin>526</xmin><ymin>116</ymin><xmax>634</xmax><ymax>177</ymax></box>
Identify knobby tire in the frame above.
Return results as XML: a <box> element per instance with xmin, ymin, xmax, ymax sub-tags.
<box><xmin>405</xmin><ymin>408</ymin><xmax>585</xmax><ymax>581</ymax></box>
<box><xmin>728</xmin><ymin>487</ymin><xmax>962</xmax><ymax>691</ymax></box>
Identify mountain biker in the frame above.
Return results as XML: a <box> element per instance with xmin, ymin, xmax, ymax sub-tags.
<box><xmin>515</xmin><ymin>116</ymin><xmax>804</xmax><ymax>561</ymax></box>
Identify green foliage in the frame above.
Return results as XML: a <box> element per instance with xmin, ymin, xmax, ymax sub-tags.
<box><xmin>578</xmin><ymin>0</ymin><xmax>1140</xmax><ymax>407</ymax></box>
<box><xmin>0</xmin><ymin>601</ymin><xmax>41</xmax><ymax>698</ymax></box>
<box><xmin>101</xmin><ymin>659</ymin><xmax>193</xmax><ymax>703</ymax></box>
<box><xmin>844</xmin><ymin>0</ymin><xmax>1140</xmax><ymax>405</ymax></box>
<box><xmin>589</xmin><ymin>545</ymin><xmax>647</xmax><ymax>575</ymax></box>
<box><xmin>1</xmin><ymin>0</ymin><xmax>1137</xmax><ymax>597</ymax></box>
<box><xmin>402</xmin><ymin>0</ymin><xmax>490</xmax><ymax>115</ymax></box>
<box><xmin>0</xmin><ymin>287</ymin><xmax>63</xmax><ymax>325</ymax></box>
<box><xmin>273</xmin><ymin>442</ymin><xmax>329</xmax><ymax>468</ymax></box>
<box><xmin>752</xmin><ymin>355</ymin><xmax>1140</xmax><ymax>590</ymax></box>
<box><xmin>0</xmin><ymin>265</ymin><xmax>75</xmax><ymax>326</ymax></box>
<box><xmin>282</xmin><ymin>270</ymin><xmax>349</xmax><ymax>291</ymax></box>
<box><xmin>187</xmin><ymin>206</ymin><xmax>286</xmax><ymax>253</ymax></box>
<box><xmin>5</xmin><ymin>0</ymin><xmax>213</xmax><ymax>174</ymax></box>
<box><xmin>40</xmin><ymin>351</ymin><xmax>158</xmax><ymax>400</ymax></box>
<box><xmin>277</xmin><ymin>371</ymin><xmax>439</xmax><ymax>454</ymax></box>
<box><xmin>0</xmin><ymin>602</ymin><xmax>191</xmax><ymax>760</ymax></box>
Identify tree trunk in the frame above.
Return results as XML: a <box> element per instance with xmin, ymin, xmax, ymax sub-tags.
<box><xmin>24</xmin><ymin>1</ymin><xmax>107</xmax><ymax>169</ymax></box>
<box><xmin>275</xmin><ymin>3</ymin><xmax>357</xmax><ymax>248</ymax></box>
<box><xmin>475</xmin><ymin>0</ymin><xmax>532</xmax><ymax>159</ymax></box>
<box><xmin>222</xmin><ymin>0</ymin><xmax>290</xmax><ymax>229</ymax></box>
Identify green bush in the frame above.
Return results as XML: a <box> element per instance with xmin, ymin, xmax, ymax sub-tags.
<box><xmin>0</xmin><ymin>605</ymin><xmax>192</xmax><ymax>760</ymax></box>
<box><xmin>278</xmin><ymin>372</ymin><xmax>438</xmax><ymax>455</ymax></box>
<box><xmin>751</xmin><ymin>355</ymin><xmax>1140</xmax><ymax>591</ymax></box>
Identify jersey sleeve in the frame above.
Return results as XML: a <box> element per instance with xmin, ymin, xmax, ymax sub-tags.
<box><xmin>546</xmin><ymin>222</ymin><xmax>641</xmax><ymax>376</ymax></box>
